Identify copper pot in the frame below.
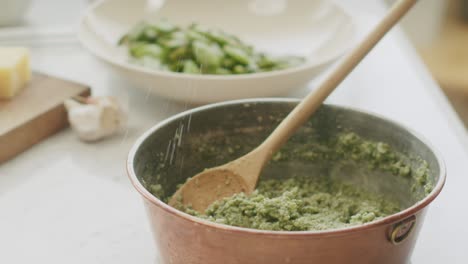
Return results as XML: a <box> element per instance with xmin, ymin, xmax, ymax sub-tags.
<box><xmin>127</xmin><ymin>99</ymin><xmax>445</xmax><ymax>264</ymax></box>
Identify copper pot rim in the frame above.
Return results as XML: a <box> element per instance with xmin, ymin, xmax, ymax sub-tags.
<box><xmin>127</xmin><ymin>98</ymin><xmax>446</xmax><ymax>238</ymax></box>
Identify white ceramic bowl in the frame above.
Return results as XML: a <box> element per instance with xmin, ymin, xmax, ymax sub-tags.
<box><xmin>78</xmin><ymin>0</ymin><xmax>356</xmax><ymax>103</ymax></box>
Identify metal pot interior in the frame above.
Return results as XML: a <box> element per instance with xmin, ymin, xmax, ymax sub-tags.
<box><xmin>132</xmin><ymin>101</ymin><xmax>441</xmax><ymax>210</ymax></box>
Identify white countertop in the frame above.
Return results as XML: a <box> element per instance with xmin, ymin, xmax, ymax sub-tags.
<box><xmin>1</xmin><ymin>1</ymin><xmax>468</xmax><ymax>263</ymax></box>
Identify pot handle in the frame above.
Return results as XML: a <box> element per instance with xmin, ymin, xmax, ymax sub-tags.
<box><xmin>388</xmin><ymin>215</ymin><xmax>416</xmax><ymax>245</ymax></box>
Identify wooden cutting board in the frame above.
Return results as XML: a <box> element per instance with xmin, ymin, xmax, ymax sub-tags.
<box><xmin>0</xmin><ymin>72</ymin><xmax>91</xmax><ymax>163</ymax></box>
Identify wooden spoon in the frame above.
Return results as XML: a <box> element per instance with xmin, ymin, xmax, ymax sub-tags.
<box><xmin>169</xmin><ymin>0</ymin><xmax>417</xmax><ymax>213</ymax></box>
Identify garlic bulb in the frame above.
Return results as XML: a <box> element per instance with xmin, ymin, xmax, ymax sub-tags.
<box><xmin>64</xmin><ymin>96</ymin><xmax>127</xmax><ymax>142</ymax></box>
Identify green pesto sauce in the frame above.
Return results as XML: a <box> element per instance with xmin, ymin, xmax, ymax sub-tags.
<box><xmin>183</xmin><ymin>176</ymin><xmax>401</xmax><ymax>231</ymax></box>
<box><xmin>158</xmin><ymin>132</ymin><xmax>432</xmax><ymax>231</ymax></box>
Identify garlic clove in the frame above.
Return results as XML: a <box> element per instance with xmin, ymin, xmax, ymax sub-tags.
<box><xmin>64</xmin><ymin>96</ymin><xmax>127</xmax><ymax>142</ymax></box>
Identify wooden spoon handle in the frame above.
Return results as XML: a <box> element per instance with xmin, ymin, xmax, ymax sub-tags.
<box><xmin>256</xmin><ymin>0</ymin><xmax>418</xmax><ymax>160</ymax></box>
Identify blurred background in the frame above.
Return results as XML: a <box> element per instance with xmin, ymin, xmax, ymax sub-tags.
<box><xmin>395</xmin><ymin>0</ymin><xmax>468</xmax><ymax>128</ymax></box>
<box><xmin>1</xmin><ymin>0</ymin><xmax>468</xmax><ymax>127</ymax></box>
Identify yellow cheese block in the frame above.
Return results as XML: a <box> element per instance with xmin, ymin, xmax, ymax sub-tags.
<box><xmin>0</xmin><ymin>47</ymin><xmax>31</xmax><ymax>99</ymax></box>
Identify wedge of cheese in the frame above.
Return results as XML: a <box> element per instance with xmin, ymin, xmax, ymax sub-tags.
<box><xmin>0</xmin><ymin>47</ymin><xmax>31</xmax><ymax>99</ymax></box>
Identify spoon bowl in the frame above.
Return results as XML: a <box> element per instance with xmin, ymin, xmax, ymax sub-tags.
<box><xmin>170</xmin><ymin>168</ymin><xmax>248</xmax><ymax>212</ymax></box>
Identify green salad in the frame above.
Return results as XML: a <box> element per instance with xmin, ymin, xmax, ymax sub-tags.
<box><xmin>119</xmin><ymin>19</ymin><xmax>305</xmax><ymax>74</ymax></box>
